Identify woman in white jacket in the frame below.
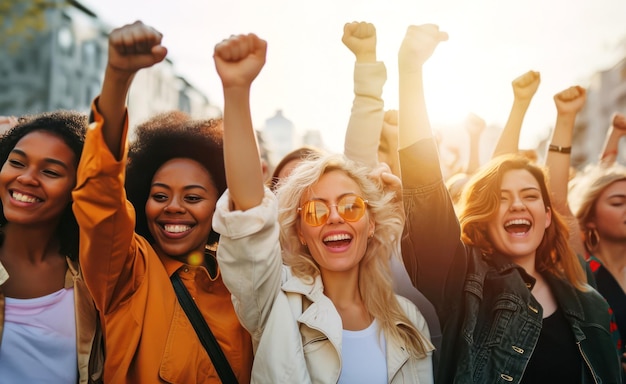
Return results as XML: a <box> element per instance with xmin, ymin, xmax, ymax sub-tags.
<box><xmin>212</xmin><ymin>33</ymin><xmax>434</xmax><ymax>384</ymax></box>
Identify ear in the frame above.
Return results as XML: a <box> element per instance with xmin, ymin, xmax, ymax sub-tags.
<box><xmin>369</xmin><ymin>216</ymin><xmax>376</xmax><ymax>237</ymax></box>
<box><xmin>545</xmin><ymin>206</ymin><xmax>552</xmax><ymax>229</ymax></box>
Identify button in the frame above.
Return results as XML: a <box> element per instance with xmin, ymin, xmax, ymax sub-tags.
<box><xmin>500</xmin><ymin>374</ymin><xmax>513</xmax><ymax>382</ymax></box>
<box><xmin>183</xmin><ymin>267</ymin><xmax>189</xmax><ymax>273</ymax></box>
<box><xmin>512</xmin><ymin>346</ymin><xmax>524</xmax><ymax>354</ymax></box>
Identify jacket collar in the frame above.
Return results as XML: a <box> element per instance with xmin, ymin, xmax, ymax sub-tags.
<box><xmin>0</xmin><ymin>261</ymin><xmax>8</xmax><ymax>286</ymax></box>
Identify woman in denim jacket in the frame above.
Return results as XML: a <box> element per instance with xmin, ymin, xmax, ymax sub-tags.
<box><xmin>396</xmin><ymin>24</ymin><xmax>621</xmax><ymax>383</ymax></box>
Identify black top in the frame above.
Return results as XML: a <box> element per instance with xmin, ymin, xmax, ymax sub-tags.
<box><xmin>521</xmin><ymin>307</ymin><xmax>582</xmax><ymax>384</ymax></box>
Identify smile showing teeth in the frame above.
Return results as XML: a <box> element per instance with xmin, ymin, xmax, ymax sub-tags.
<box><xmin>12</xmin><ymin>192</ymin><xmax>39</xmax><ymax>203</ymax></box>
<box><xmin>163</xmin><ymin>224</ymin><xmax>191</xmax><ymax>233</ymax></box>
<box><xmin>323</xmin><ymin>233</ymin><xmax>352</xmax><ymax>243</ymax></box>
<box><xmin>504</xmin><ymin>219</ymin><xmax>531</xmax><ymax>227</ymax></box>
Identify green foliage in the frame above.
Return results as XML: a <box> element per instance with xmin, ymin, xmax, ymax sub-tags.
<box><xmin>0</xmin><ymin>0</ymin><xmax>69</xmax><ymax>53</ymax></box>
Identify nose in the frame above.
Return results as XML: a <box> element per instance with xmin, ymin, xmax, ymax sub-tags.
<box><xmin>164</xmin><ymin>199</ymin><xmax>185</xmax><ymax>214</ymax></box>
<box><xmin>509</xmin><ymin>195</ymin><xmax>526</xmax><ymax>211</ymax></box>
<box><xmin>326</xmin><ymin>204</ymin><xmax>345</xmax><ymax>224</ymax></box>
<box><xmin>16</xmin><ymin>168</ymin><xmax>39</xmax><ymax>186</ymax></box>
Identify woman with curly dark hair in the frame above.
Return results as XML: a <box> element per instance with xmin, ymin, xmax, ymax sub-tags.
<box><xmin>72</xmin><ymin>21</ymin><xmax>253</xmax><ymax>383</ymax></box>
<box><xmin>0</xmin><ymin>111</ymin><xmax>103</xmax><ymax>383</ymax></box>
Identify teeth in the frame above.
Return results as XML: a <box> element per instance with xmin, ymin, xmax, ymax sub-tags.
<box><xmin>164</xmin><ymin>224</ymin><xmax>191</xmax><ymax>233</ymax></box>
<box><xmin>323</xmin><ymin>233</ymin><xmax>352</xmax><ymax>242</ymax></box>
<box><xmin>12</xmin><ymin>192</ymin><xmax>39</xmax><ymax>203</ymax></box>
<box><xmin>505</xmin><ymin>219</ymin><xmax>531</xmax><ymax>227</ymax></box>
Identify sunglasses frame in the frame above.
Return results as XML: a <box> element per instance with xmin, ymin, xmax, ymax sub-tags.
<box><xmin>297</xmin><ymin>194</ymin><xmax>368</xmax><ymax>227</ymax></box>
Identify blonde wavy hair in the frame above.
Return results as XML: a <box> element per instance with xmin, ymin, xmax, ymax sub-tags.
<box><xmin>276</xmin><ymin>153</ymin><xmax>431</xmax><ymax>358</ymax></box>
<box><xmin>458</xmin><ymin>154</ymin><xmax>588</xmax><ymax>291</ymax></box>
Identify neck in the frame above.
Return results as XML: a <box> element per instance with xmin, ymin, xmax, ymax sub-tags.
<box><xmin>0</xmin><ymin>222</ymin><xmax>61</xmax><ymax>263</ymax></box>
<box><xmin>595</xmin><ymin>240</ymin><xmax>626</xmax><ymax>270</ymax></box>
<box><xmin>320</xmin><ymin>268</ymin><xmax>362</xmax><ymax>307</ymax></box>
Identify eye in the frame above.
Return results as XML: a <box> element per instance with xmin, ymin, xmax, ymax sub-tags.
<box><xmin>42</xmin><ymin>169</ymin><xmax>62</xmax><ymax>178</ymax></box>
<box><xmin>184</xmin><ymin>195</ymin><xmax>203</xmax><ymax>203</ymax></box>
<box><xmin>7</xmin><ymin>159</ymin><xmax>24</xmax><ymax>168</ymax></box>
<box><xmin>151</xmin><ymin>193</ymin><xmax>168</xmax><ymax>202</ymax></box>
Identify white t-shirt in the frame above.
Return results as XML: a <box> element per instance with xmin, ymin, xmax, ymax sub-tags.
<box><xmin>0</xmin><ymin>287</ymin><xmax>77</xmax><ymax>383</ymax></box>
<box><xmin>338</xmin><ymin>319</ymin><xmax>387</xmax><ymax>384</ymax></box>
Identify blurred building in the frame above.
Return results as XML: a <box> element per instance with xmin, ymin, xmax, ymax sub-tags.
<box><xmin>262</xmin><ymin>109</ymin><xmax>298</xmax><ymax>163</ymax></box>
<box><xmin>0</xmin><ymin>0</ymin><xmax>216</xmax><ymax>133</ymax></box>
<box><xmin>573</xmin><ymin>55</ymin><xmax>626</xmax><ymax>168</ymax></box>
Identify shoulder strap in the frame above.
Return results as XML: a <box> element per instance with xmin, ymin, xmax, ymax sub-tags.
<box><xmin>171</xmin><ymin>273</ymin><xmax>239</xmax><ymax>384</ymax></box>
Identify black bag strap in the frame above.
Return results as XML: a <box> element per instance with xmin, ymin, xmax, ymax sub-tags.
<box><xmin>171</xmin><ymin>273</ymin><xmax>239</xmax><ymax>384</ymax></box>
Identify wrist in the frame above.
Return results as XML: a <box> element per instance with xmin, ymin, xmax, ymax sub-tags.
<box><xmin>548</xmin><ymin>144</ymin><xmax>572</xmax><ymax>154</ymax></box>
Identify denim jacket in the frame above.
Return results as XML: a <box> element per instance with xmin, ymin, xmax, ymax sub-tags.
<box><xmin>399</xmin><ymin>138</ymin><xmax>621</xmax><ymax>384</ymax></box>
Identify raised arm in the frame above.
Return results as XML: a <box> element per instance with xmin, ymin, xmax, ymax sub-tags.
<box><xmin>599</xmin><ymin>113</ymin><xmax>626</xmax><ymax>167</ymax></box>
<box><xmin>342</xmin><ymin>21</ymin><xmax>387</xmax><ymax>167</ymax></box>
<box><xmin>214</xmin><ymin>34</ymin><xmax>267</xmax><ymax>211</ymax></box>
<box><xmin>492</xmin><ymin>70</ymin><xmax>540</xmax><ymax>158</ymax></box>
<box><xmin>546</xmin><ymin>85</ymin><xmax>586</xmax><ymax>257</ymax></box>
<box><xmin>464</xmin><ymin>112</ymin><xmax>486</xmax><ymax>174</ymax></box>
<box><xmin>398</xmin><ymin>25</ymin><xmax>448</xmax><ymax>148</ymax></box>
<box><xmin>98</xmin><ymin>21</ymin><xmax>167</xmax><ymax>158</ymax></box>
<box><xmin>398</xmin><ymin>25</ymin><xmax>459</xmax><ymax>307</ymax></box>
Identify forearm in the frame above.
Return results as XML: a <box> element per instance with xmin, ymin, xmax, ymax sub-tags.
<box><xmin>398</xmin><ymin>69</ymin><xmax>432</xmax><ymax>148</ymax></box>
<box><xmin>223</xmin><ymin>86</ymin><xmax>265</xmax><ymax>211</ymax></box>
<box><xmin>492</xmin><ymin>99</ymin><xmax>531</xmax><ymax>158</ymax></box>
<box><xmin>98</xmin><ymin>68</ymin><xmax>134</xmax><ymax>160</ymax></box>
<box><xmin>344</xmin><ymin>62</ymin><xmax>386</xmax><ymax>166</ymax></box>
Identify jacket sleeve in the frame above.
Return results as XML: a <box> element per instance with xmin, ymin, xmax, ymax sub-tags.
<box><xmin>343</xmin><ymin>61</ymin><xmax>386</xmax><ymax>167</ymax></box>
<box><xmin>213</xmin><ymin>188</ymin><xmax>283</xmax><ymax>340</ymax></box>
<box><xmin>399</xmin><ymin>137</ymin><xmax>468</xmax><ymax>317</ymax></box>
<box><xmin>72</xmin><ymin>100</ymin><xmax>144</xmax><ymax>315</ymax></box>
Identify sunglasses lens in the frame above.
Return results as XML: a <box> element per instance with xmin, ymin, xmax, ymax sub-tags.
<box><xmin>302</xmin><ymin>201</ymin><xmax>329</xmax><ymax>226</ymax></box>
<box><xmin>338</xmin><ymin>196</ymin><xmax>366</xmax><ymax>221</ymax></box>
<box><xmin>300</xmin><ymin>196</ymin><xmax>367</xmax><ymax>226</ymax></box>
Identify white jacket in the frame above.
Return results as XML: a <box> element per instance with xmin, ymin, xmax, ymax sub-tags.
<box><xmin>214</xmin><ymin>189</ymin><xmax>434</xmax><ymax>384</ymax></box>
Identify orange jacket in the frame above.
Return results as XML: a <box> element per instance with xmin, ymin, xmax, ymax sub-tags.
<box><xmin>72</xmin><ymin>104</ymin><xmax>253</xmax><ymax>383</ymax></box>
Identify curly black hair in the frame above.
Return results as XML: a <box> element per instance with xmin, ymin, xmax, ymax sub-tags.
<box><xmin>0</xmin><ymin>110</ymin><xmax>87</xmax><ymax>260</ymax></box>
<box><xmin>125</xmin><ymin>111</ymin><xmax>226</xmax><ymax>247</ymax></box>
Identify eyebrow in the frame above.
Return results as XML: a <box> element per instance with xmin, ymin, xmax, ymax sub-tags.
<box><xmin>308</xmin><ymin>192</ymin><xmax>358</xmax><ymax>202</ymax></box>
<box><xmin>10</xmin><ymin>148</ymin><xmax>71</xmax><ymax>170</ymax></box>
<box><xmin>500</xmin><ymin>187</ymin><xmax>541</xmax><ymax>193</ymax></box>
<box><xmin>150</xmin><ymin>182</ymin><xmax>209</xmax><ymax>192</ymax></box>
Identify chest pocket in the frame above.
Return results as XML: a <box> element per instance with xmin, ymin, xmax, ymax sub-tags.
<box><xmin>159</xmin><ymin>303</ymin><xmax>216</xmax><ymax>383</ymax></box>
<box><xmin>462</xmin><ymin>275</ymin><xmax>520</xmax><ymax>348</ymax></box>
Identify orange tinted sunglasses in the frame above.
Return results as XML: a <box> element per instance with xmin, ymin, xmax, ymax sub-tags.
<box><xmin>297</xmin><ymin>195</ymin><xmax>368</xmax><ymax>227</ymax></box>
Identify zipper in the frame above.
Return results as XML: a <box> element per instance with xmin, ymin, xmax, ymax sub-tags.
<box><xmin>577</xmin><ymin>341</ymin><xmax>599</xmax><ymax>384</ymax></box>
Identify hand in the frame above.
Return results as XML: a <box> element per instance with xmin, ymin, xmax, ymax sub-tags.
<box><xmin>342</xmin><ymin>21</ymin><xmax>376</xmax><ymax>62</ymax></box>
<box><xmin>107</xmin><ymin>21</ymin><xmax>167</xmax><ymax>75</ymax></box>
<box><xmin>369</xmin><ymin>162</ymin><xmax>402</xmax><ymax>203</ymax></box>
<box><xmin>554</xmin><ymin>85</ymin><xmax>586</xmax><ymax>116</ymax></box>
<box><xmin>214</xmin><ymin>33</ymin><xmax>267</xmax><ymax>89</ymax></box>
<box><xmin>512</xmin><ymin>70</ymin><xmax>540</xmax><ymax>102</ymax></box>
<box><xmin>398</xmin><ymin>24</ymin><xmax>448</xmax><ymax>72</ymax></box>
<box><xmin>612</xmin><ymin>112</ymin><xmax>626</xmax><ymax>132</ymax></box>
<box><xmin>0</xmin><ymin>115</ymin><xmax>18</xmax><ymax>134</ymax></box>
<box><xmin>464</xmin><ymin>113</ymin><xmax>486</xmax><ymax>138</ymax></box>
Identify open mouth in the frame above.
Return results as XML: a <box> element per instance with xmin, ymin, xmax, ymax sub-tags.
<box><xmin>323</xmin><ymin>233</ymin><xmax>352</xmax><ymax>247</ymax></box>
<box><xmin>11</xmin><ymin>191</ymin><xmax>41</xmax><ymax>203</ymax></box>
<box><xmin>504</xmin><ymin>219</ymin><xmax>531</xmax><ymax>234</ymax></box>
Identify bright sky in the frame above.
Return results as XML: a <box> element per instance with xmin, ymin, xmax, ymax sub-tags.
<box><xmin>82</xmin><ymin>0</ymin><xmax>626</xmax><ymax>153</ymax></box>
